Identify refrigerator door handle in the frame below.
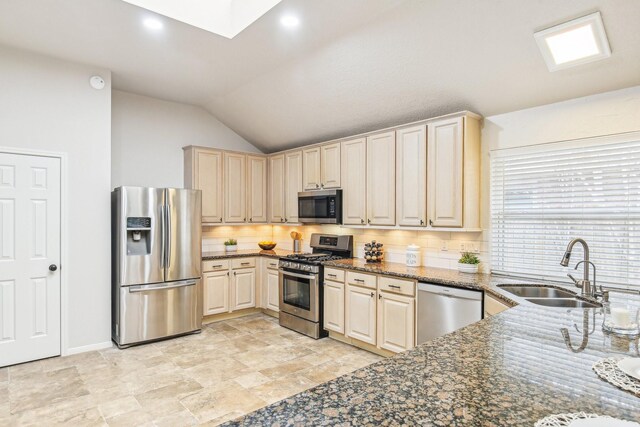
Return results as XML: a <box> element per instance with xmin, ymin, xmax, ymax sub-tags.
<box><xmin>129</xmin><ymin>279</ymin><xmax>197</xmax><ymax>293</ymax></box>
<box><xmin>165</xmin><ymin>204</ymin><xmax>172</xmax><ymax>269</ymax></box>
<box><xmin>160</xmin><ymin>204</ymin><xmax>166</xmax><ymax>268</ymax></box>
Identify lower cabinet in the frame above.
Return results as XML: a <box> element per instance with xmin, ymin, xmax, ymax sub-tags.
<box><xmin>266</xmin><ymin>268</ymin><xmax>280</xmax><ymax>312</ymax></box>
<box><xmin>203</xmin><ymin>270</ymin><xmax>230</xmax><ymax>315</ymax></box>
<box><xmin>323</xmin><ymin>280</ymin><xmax>345</xmax><ymax>334</ymax></box>
<box><xmin>378</xmin><ymin>292</ymin><xmax>415</xmax><ymax>353</ymax></box>
<box><xmin>345</xmin><ymin>284</ymin><xmax>377</xmax><ymax>345</ymax></box>
<box><xmin>231</xmin><ymin>268</ymin><xmax>256</xmax><ymax>311</ymax></box>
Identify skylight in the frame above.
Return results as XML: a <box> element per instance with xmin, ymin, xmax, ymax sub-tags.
<box><xmin>534</xmin><ymin>12</ymin><xmax>611</xmax><ymax>72</ymax></box>
<box><xmin>123</xmin><ymin>0</ymin><xmax>283</xmax><ymax>39</ymax></box>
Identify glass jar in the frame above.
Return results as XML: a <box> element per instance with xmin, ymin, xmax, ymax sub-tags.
<box><xmin>602</xmin><ymin>301</ymin><xmax>640</xmax><ymax>337</ymax></box>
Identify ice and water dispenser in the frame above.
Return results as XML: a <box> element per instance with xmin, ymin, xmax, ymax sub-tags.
<box><xmin>126</xmin><ymin>217</ymin><xmax>151</xmax><ymax>255</ymax></box>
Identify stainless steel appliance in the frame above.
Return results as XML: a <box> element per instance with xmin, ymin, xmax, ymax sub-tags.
<box><xmin>279</xmin><ymin>234</ymin><xmax>353</xmax><ymax>338</ymax></box>
<box><xmin>298</xmin><ymin>189</ymin><xmax>342</xmax><ymax>224</ymax></box>
<box><xmin>417</xmin><ymin>283</ymin><xmax>482</xmax><ymax>344</ymax></box>
<box><xmin>111</xmin><ymin>186</ymin><xmax>202</xmax><ymax>348</ymax></box>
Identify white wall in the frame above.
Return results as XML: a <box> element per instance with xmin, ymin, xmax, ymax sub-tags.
<box><xmin>111</xmin><ymin>90</ymin><xmax>260</xmax><ymax>189</ymax></box>
<box><xmin>0</xmin><ymin>45</ymin><xmax>112</xmax><ymax>352</ymax></box>
<box><xmin>481</xmin><ymin>85</ymin><xmax>640</xmax><ymax>270</ymax></box>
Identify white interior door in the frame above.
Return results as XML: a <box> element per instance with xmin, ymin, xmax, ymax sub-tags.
<box><xmin>0</xmin><ymin>152</ymin><xmax>61</xmax><ymax>367</ymax></box>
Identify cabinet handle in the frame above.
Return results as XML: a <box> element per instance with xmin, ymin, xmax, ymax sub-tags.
<box><xmin>354</xmin><ymin>278</ymin><xmax>365</xmax><ymax>283</ymax></box>
<box><xmin>321</xmin><ymin>183</ymin><xmax>324</xmax><ymax>188</ymax></box>
<box><xmin>429</xmin><ymin>219</ymin><xmax>433</xmax><ymax>226</ymax></box>
<box><xmin>243</xmin><ymin>218</ymin><xmax>246</xmax><ymax>222</ymax></box>
<box><xmin>249</xmin><ymin>218</ymin><xmax>252</xmax><ymax>222</ymax></box>
<box><xmin>360</xmin><ymin>218</ymin><xmax>365</xmax><ymax>224</ymax></box>
<box><xmin>213</xmin><ymin>264</ymin><xmax>222</xmax><ymax>268</ymax></box>
<box><xmin>370</xmin><ymin>292</ymin><xmax>374</xmax><ymax>298</ymax></box>
<box><xmin>420</xmin><ymin>219</ymin><xmax>424</xmax><ymax>226</ymax></box>
<box><xmin>328</xmin><ymin>274</ymin><xmax>337</xmax><ymax>278</ymax></box>
<box><xmin>379</xmin><ymin>294</ymin><xmax>382</xmax><ymax>299</ymax></box>
<box><xmin>220</xmin><ymin>217</ymin><xmax>223</xmax><ymax>222</ymax></box>
<box><xmin>388</xmin><ymin>284</ymin><xmax>401</xmax><ymax>289</ymax></box>
<box><xmin>227</xmin><ymin>272</ymin><xmax>230</xmax><ymax>276</ymax></box>
<box><xmin>234</xmin><ymin>271</ymin><xmax>237</xmax><ymax>276</ymax></box>
<box><xmin>316</xmin><ymin>183</ymin><xmax>320</xmax><ymax>189</ymax></box>
<box><xmin>367</xmin><ymin>219</ymin><xmax>371</xmax><ymax>224</ymax></box>
<box><xmin>285</xmin><ymin>218</ymin><xmax>288</xmax><ymax>223</ymax></box>
<box><xmin>241</xmin><ymin>262</ymin><xmax>251</xmax><ymax>266</ymax></box>
<box><xmin>281</xmin><ymin>218</ymin><xmax>284</xmax><ymax>223</ymax></box>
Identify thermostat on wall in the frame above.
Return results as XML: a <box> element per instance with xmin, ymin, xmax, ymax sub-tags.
<box><xmin>89</xmin><ymin>75</ymin><xmax>105</xmax><ymax>90</ymax></box>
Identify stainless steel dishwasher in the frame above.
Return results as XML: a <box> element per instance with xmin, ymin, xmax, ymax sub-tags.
<box><xmin>417</xmin><ymin>283</ymin><xmax>483</xmax><ymax>344</ymax></box>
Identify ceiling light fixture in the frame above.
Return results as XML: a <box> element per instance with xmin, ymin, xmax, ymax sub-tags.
<box><xmin>280</xmin><ymin>15</ymin><xmax>300</xmax><ymax>28</ymax></box>
<box><xmin>534</xmin><ymin>12</ymin><xmax>611</xmax><ymax>72</ymax></box>
<box><xmin>143</xmin><ymin>17</ymin><xmax>163</xmax><ymax>30</ymax></box>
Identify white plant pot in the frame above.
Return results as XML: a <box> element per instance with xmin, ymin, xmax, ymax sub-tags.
<box><xmin>225</xmin><ymin>245</ymin><xmax>238</xmax><ymax>252</ymax></box>
<box><xmin>458</xmin><ymin>263</ymin><xmax>479</xmax><ymax>274</ymax></box>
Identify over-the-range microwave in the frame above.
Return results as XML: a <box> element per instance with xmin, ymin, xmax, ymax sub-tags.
<box><xmin>298</xmin><ymin>189</ymin><xmax>342</xmax><ymax>224</ymax></box>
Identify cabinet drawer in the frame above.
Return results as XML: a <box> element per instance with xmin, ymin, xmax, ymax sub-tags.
<box><xmin>324</xmin><ymin>268</ymin><xmax>345</xmax><ymax>283</ymax></box>
<box><xmin>265</xmin><ymin>259</ymin><xmax>280</xmax><ymax>270</ymax></box>
<box><xmin>346</xmin><ymin>271</ymin><xmax>376</xmax><ymax>289</ymax></box>
<box><xmin>379</xmin><ymin>276</ymin><xmax>415</xmax><ymax>297</ymax></box>
<box><xmin>202</xmin><ymin>259</ymin><xmax>230</xmax><ymax>272</ymax></box>
<box><xmin>231</xmin><ymin>258</ymin><xmax>256</xmax><ymax>269</ymax></box>
<box><xmin>484</xmin><ymin>294</ymin><xmax>510</xmax><ymax>316</ymax></box>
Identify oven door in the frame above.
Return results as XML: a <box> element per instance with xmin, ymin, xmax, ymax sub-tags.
<box><xmin>279</xmin><ymin>269</ymin><xmax>319</xmax><ymax>322</ymax></box>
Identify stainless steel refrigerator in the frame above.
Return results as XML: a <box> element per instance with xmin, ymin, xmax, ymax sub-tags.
<box><xmin>111</xmin><ymin>187</ymin><xmax>202</xmax><ymax>348</ymax></box>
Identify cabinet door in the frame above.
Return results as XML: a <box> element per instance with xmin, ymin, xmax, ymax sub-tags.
<box><xmin>232</xmin><ymin>268</ymin><xmax>256</xmax><ymax>311</ymax></box>
<box><xmin>341</xmin><ymin>138</ymin><xmax>367</xmax><ymax>225</ymax></box>
<box><xmin>195</xmin><ymin>150</ymin><xmax>223</xmax><ymax>223</ymax></box>
<box><xmin>378</xmin><ymin>292</ymin><xmax>415</xmax><ymax>353</ymax></box>
<box><xmin>345</xmin><ymin>284</ymin><xmax>376</xmax><ymax>345</ymax></box>
<box><xmin>247</xmin><ymin>156</ymin><xmax>267</xmax><ymax>223</ymax></box>
<box><xmin>324</xmin><ymin>280</ymin><xmax>345</xmax><ymax>334</ymax></box>
<box><xmin>367</xmin><ymin>131</ymin><xmax>396</xmax><ymax>225</ymax></box>
<box><xmin>428</xmin><ymin>117</ymin><xmax>463</xmax><ymax>227</ymax></box>
<box><xmin>203</xmin><ymin>271</ymin><xmax>229</xmax><ymax>315</ymax></box>
<box><xmin>224</xmin><ymin>152</ymin><xmax>247</xmax><ymax>223</ymax></box>
<box><xmin>321</xmin><ymin>143</ymin><xmax>341</xmax><ymax>189</ymax></box>
<box><xmin>302</xmin><ymin>147</ymin><xmax>321</xmax><ymax>190</ymax></box>
<box><xmin>266</xmin><ymin>269</ymin><xmax>280</xmax><ymax>312</ymax></box>
<box><xmin>396</xmin><ymin>126</ymin><xmax>427</xmax><ymax>227</ymax></box>
<box><xmin>285</xmin><ymin>151</ymin><xmax>303</xmax><ymax>223</ymax></box>
<box><xmin>268</xmin><ymin>154</ymin><xmax>285</xmax><ymax>223</ymax></box>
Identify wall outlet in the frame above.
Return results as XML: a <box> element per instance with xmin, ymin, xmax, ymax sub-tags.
<box><xmin>470</xmin><ymin>242</ymin><xmax>481</xmax><ymax>254</ymax></box>
<box><xmin>440</xmin><ymin>241</ymin><xmax>448</xmax><ymax>251</ymax></box>
<box><xmin>459</xmin><ymin>242</ymin><xmax>466</xmax><ymax>252</ymax></box>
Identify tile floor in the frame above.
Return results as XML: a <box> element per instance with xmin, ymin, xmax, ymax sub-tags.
<box><xmin>0</xmin><ymin>314</ymin><xmax>383</xmax><ymax>426</ymax></box>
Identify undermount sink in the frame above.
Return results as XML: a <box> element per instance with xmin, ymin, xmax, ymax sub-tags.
<box><xmin>498</xmin><ymin>285</ymin><xmax>576</xmax><ymax>299</ymax></box>
<box><xmin>525</xmin><ymin>298</ymin><xmax>602</xmax><ymax>308</ymax></box>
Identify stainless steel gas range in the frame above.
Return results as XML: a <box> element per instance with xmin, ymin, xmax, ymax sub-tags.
<box><xmin>279</xmin><ymin>234</ymin><xmax>353</xmax><ymax>339</ymax></box>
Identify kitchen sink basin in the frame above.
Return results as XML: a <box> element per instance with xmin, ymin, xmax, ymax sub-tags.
<box><xmin>525</xmin><ymin>298</ymin><xmax>602</xmax><ymax>308</ymax></box>
<box><xmin>498</xmin><ymin>285</ymin><xmax>576</xmax><ymax>299</ymax></box>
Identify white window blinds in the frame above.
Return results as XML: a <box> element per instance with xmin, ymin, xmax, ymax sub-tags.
<box><xmin>491</xmin><ymin>132</ymin><xmax>640</xmax><ymax>289</ymax></box>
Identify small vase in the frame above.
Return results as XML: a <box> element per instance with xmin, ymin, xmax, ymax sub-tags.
<box><xmin>225</xmin><ymin>245</ymin><xmax>238</xmax><ymax>252</ymax></box>
<box><xmin>458</xmin><ymin>263</ymin><xmax>478</xmax><ymax>274</ymax></box>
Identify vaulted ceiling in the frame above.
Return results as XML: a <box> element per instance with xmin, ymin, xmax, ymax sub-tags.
<box><xmin>1</xmin><ymin>0</ymin><xmax>639</xmax><ymax>152</ymax></box>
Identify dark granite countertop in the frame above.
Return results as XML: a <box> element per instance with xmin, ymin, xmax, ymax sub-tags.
<box><xmin>223</xmin><ymin>258</ymin><xmax>640</xmax><ymax>425</ymax></box>
<box><xmin>226</xmin><ymin>303</ymin><xmax>640</xmax><ymax>426</ymax></box>
<box><xmin>202</xmin><ymin>248</ymin><xmax>295</xmax><ymax>260</ymax></box>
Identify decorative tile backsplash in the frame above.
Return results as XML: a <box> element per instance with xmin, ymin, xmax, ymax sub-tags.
<box><xmin>203</xmin><ymin>224</ymin><xmax>489</xmax><ymax>272</ymax></box>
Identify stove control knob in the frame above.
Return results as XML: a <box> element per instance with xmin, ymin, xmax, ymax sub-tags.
<box><xmin>281</xmin><ymin>261</ymin><xmax>289</xmax><ymax>268</ymax></box>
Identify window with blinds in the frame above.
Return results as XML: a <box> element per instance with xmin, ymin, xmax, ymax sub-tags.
<box><xmin>490</xmin><ymin>132</ymin><xmax>640</xmax><ymax>289</ymax></box>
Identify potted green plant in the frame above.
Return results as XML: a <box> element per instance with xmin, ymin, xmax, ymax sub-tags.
<box><xmin>224</xmin><ymin>238</ymin><xmax>238</xmax><ymax>252</ymax></box>
<box><xmin>458</xmin><ymin>252</ymin><xmax>480</xmax><ymax>273</ymax></box>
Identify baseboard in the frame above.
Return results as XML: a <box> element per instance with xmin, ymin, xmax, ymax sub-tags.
<box><xmin>65</xmin><ymin>340</ymin><xmax>113</xmax><ymax>356</ymax></box>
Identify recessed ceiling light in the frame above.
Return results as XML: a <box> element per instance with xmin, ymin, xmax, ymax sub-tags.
<box><xmin>143</xmin><ymin>17</ymin><xmax>163</xmax><ymax>30</ymax></box>
<box><xmin>534</xmin><ymin>12</ymin><xmax>611</xmax><ymax>72</ymax></box>
<box><xmin>280</xmin><ymin>15</ymin><xmax>300</xmax><ymax>28</ymax></box>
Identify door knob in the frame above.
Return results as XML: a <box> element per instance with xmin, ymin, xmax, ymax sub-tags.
<box><xmin>49</xmin><ymin>264</ymin><xmax>58</xmax><ymax>272</ymax></box>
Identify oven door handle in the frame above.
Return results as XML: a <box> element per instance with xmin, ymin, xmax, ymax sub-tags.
<box><xmin>279</xmin><ymin>269</ymin><xmax>317</xmax><ymax>281</ymax></box>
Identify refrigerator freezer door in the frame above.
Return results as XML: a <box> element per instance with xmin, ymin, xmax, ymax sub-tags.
<box><xmin>115</xmin><ymin>187</ymin><xmax>165</xmax><ymax>286</ymax></box>
<box><xmin>165</xmin><ymin>188</ymin><xmax>202</xmax><ymax>282</ymax></box>
<box><xmin>116</xmin><ymin>279</ymin><xmax>201</xmax><ymax>346</ymax></box>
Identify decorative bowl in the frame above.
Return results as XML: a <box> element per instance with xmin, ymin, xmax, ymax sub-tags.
<box><xmin>258</xmin><ymin>242</ymin><xmax>277</xmax><ymax>250</ymax></box>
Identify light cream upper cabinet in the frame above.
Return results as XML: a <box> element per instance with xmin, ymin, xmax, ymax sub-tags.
<box><xmin>345</xmin><ymin>284</ymin><xmax>377</xmax><ymax>345</ymax></box>
<box><xmin>302</xmin><ymin>147</ymin><xmax>321</xmax><ymax>190</ymax></box>
<box><xmin>203</xmin><ymin>270</ymin><xmax>229</xmax><ymax>316</ymax></box>
<box><xmin>427</xmin><ymin>114</ymin><xmax>481</xmax><ymax>228</ymax></box>
<box><xmin>396</xmin><ymin>125</ymin><xmax>427</xmax><ymax>227</ymax></box>
<box><xmin>184</xmin><ymin>147</ymin><xmax>223</xmax><ymax>223</ymax></box>
<box><xmin>378</xmin><ymin>292</ymin><xmax>415</xmax><ymax>353</ymax></box>
<box><xmin>324</xmin><ymin>280</ymin><xmax>345</xmax><ymax>334</ymax></box>
<box><xmin>341</xmin><ymin>138</ymin><xmax>367</xmax><ymax>225</ymax></box>
<box><xmin>268</xmin><ymin>154</ymin><xmax>285</xmax><ymax>223</ymax></box>
<box><xmin>231</xmin><ymin>268</ymin><xmax>256</xmax><ymax>311</ymax></box>
<box><xmin>247</xmin><ymin>156</ymin><xmax>267</xmax><ymax>223</ymax></box>
<box><xmin>320</xmin><ymin>143</ymin><xmax>341</xmax><ymax>189</ymax></box>
<box><xmin>285</xmin><ymin>150</ymin><xmax>303</xmax><ymax>223</ymax></box>
<box><xmin>224</xmin><ymin>152</ymin><xmax>247</xmax><ymax>223</ymax></box>
<box><xmin>366</xmin><ymin>131</ymin><xmax>396</xmax><ymax>226</ymax></box>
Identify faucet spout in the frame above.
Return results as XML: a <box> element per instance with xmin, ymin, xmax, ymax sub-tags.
<box><xmin>561</xmin><ymin>238</ymin><xmax>591</xmax><ymax>296</ymax></box>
